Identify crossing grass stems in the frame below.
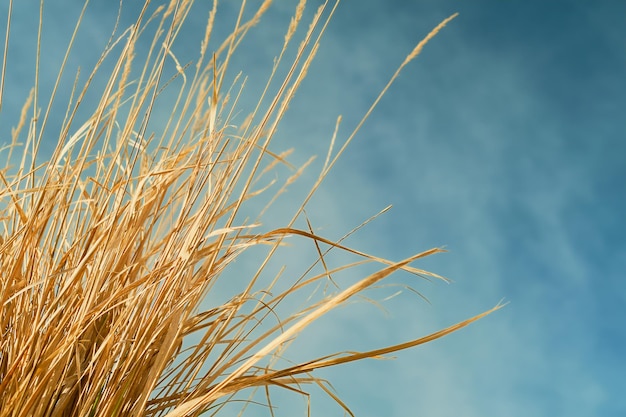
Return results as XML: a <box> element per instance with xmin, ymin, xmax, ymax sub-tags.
<box><xmin>0</xmin><ymin>1</ymin><xmax>502</xmax><ymax>416</ymax></box>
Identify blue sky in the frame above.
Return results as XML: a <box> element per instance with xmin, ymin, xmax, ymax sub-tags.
<box><xmin>2</xmin><ymin>1</ymin><xmax>625</xmax><ymax>416</ymax></box>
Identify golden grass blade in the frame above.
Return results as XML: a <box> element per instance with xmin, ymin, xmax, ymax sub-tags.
<box><xmin>0</xmin><ymin>0</ymin><xmax>12</xmax><ymax>113</ymax></box>
<box><xmin>299</xmin><ymin>13</ymin><xmax>460</xmax><ymax>220</ymax></box>
<box><xmin>271</xmin><ymin>302</ymin><xmax>506</xmax><ymax>377</ymax></box>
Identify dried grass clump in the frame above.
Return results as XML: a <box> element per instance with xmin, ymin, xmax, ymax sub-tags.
<box><xmin>0</xmin><ymin>1</ymin><xmax>501</xmax><ymax>416</ymax></box>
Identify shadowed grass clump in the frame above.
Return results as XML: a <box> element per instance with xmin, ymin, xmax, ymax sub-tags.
<box><xmin>0</xmin><ymin>0</ymin><xmax>501</xmax><ymax>416</ymax></box>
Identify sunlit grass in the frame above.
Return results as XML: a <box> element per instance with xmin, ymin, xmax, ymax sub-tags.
<box><xmin>0</xmin><ymin>1</ymin><xmax>501</xmax><ymax>415</ymax></box>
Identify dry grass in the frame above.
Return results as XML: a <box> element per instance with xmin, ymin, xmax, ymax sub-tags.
<box><xmin>0</xmin><ymin>1</ymin><xmax>502</xmax><ymax>416</ymax></box>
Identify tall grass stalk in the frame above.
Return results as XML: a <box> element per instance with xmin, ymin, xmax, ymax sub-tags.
<box><xmin>0</xmin><ymin>1</ymin><xmax>501</xmax><ymax>416</ymax></box>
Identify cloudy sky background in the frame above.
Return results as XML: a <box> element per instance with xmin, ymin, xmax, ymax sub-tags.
<box><xmin>1</xmin><ymin>1</ymin><xmax>625</xmax><ymax>416</ymax></box>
